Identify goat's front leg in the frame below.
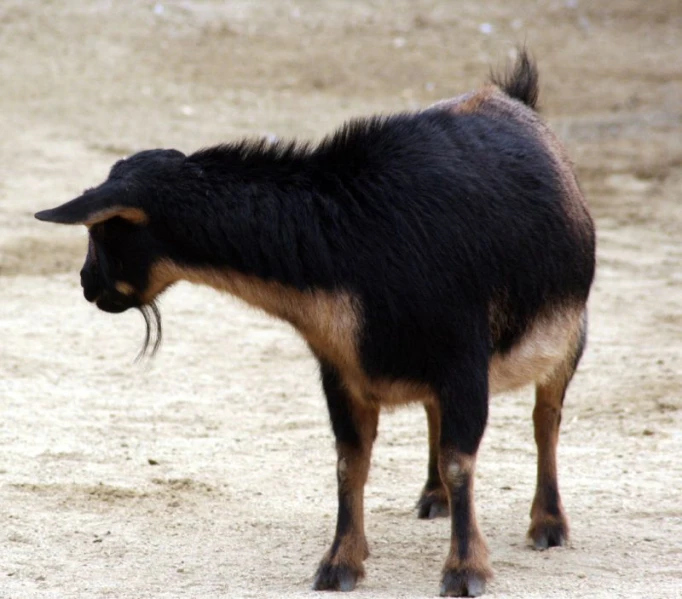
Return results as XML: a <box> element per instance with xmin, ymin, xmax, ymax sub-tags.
<box><xmin>313</xmin><ymin>362</ymin><xmax>378</xmax><ymax>592</ymax></box>
<box><xmin>438</xmin><ymin>365</ymin><xmax>492</xmax><ymax>597</ymax></box>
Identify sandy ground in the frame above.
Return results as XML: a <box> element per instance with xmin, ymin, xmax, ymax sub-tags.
<box><xmin>1</xmin><ymin>1</ymin><xmax>681</xmax><ymax>598</ymax></box>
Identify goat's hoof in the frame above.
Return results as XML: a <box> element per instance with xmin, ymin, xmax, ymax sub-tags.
<box><xmin>313</xmin><ymin>562</ymin><xmax>363</xmax><ymax>592</ymax></box>
<box><xmin>440</xmin><ymin>569</ymin><xmax>487</xmax><ymax>597</ymax></box>
<box><xmin>417</xmin><ymin>488</ymin><xmax>449</xmax><ymax>519</ymax></box>
<box><xmin>528</xmin><ymin>516</ymin><xmax>569</xmax><ymax>550</ymax></box>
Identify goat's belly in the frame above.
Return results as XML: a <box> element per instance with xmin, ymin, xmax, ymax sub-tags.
<box><xmin>342</xmin><ymin>373</ymin><xmax>436</xmax><ymax>409</ymax></box>
<box><xmin>488</xmin><ymin>307</ymin><xmax>583</xmax><ymax>394</ymax></box>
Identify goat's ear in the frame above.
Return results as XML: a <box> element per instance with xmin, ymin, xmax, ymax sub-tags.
<box><xmin>35</xmin><ymin>189</ymin><xmax>148</xmax><ymax>227</ymax></box>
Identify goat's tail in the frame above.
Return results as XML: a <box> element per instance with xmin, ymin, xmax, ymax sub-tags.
<box><xmin>490</xmin><ymin>48</ymin><xmax>539</xmax><ymax>110</ymax></box>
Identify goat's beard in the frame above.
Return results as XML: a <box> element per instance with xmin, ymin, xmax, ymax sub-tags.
<box><xmin>136</xmin><ymin>301</ymin><xmax>163</xmax><ymax>360</ymax></box>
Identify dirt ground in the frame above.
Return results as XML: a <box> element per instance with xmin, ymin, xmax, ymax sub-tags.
<box><xmin>1</xmin><ymin>1</ymin><xmax>681</xmax><ymax>598</ymax></box>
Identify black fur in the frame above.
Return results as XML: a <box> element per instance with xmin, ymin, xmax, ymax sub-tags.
<box><xmin>119</xmin><ymin>108</ymin><xmax>593</xmax><ymax>382</ymax></box>
<box><xmin>490</xmin><ymin>48</ymin><xmax>540</xmax><ymax>109</ymax></box>
<box><xmin>452</xmin><ymin>472</ymin><xmax>474</xmax><ymax>561</ymax></box>
<box><xmin>82</xmin><ymin>216</ymin><xmax>163</xmax><ymax>356</ymax></box>
<box><xmin>321</xmin><ymin>361</ymin><xmax>361</xmax><ymax>448</ymax></box>
<box><xmin>36</xmin><ymin>51</ymin><xmax>596</xmax><ymax>596</ymax></box>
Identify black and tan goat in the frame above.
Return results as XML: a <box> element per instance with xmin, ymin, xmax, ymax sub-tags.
<box><xmin>35</xmin><ymin>51</ymin><xmax>595</xmax><ymax>596</ymax></box>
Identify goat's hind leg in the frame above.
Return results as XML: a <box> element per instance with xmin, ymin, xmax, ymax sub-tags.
<box><xmin>416</xmin><ymin>401</ymin><xmax>449</xmax><ymax>519</ymax></box>
<box><xmin>313</xmin><ymin>362</ymin><xmax>378</xmax><ymax>592</ymax></box>
<box><xmin>437</xmin><ymin>357</ymin><xmax>492</xmax><ymax>597</ymax></box>
<box><xmin>528</xmin><ymin>309</ymin><xmax>588</xmax><ymax>549</ymax></box>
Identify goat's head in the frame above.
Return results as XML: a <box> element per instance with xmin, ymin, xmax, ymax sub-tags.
<box><xmin>35</xmin><ymin>148</ymin><xmax>187</xmax><ymax>356</ymax></box>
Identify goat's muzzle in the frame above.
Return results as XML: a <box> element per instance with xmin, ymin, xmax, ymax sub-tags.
<box><xmin>95</xmin><ymin>295</ymin><xmax>132</xmax><ymax>314</ymax></box>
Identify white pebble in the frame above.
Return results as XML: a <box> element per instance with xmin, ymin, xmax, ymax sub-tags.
<box><xmin>479</xmin><ymin>22</ymin><xmax>493</xmax><ymax>35</ymax></box>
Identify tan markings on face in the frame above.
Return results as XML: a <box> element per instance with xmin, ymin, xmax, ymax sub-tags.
<box><xmin>84</xmin><ymin>206</ymin><xmax>149</xmax><ymax>227</ymax></box>
<box><xmin>114</xmin><ymin>281</ymin><xmax>136</xmax><ymax>296</ymax></box>
<box><xmin>489</xmin><ymin>304</ymin><xmax>584</xmax><ymax>395</ymax></box>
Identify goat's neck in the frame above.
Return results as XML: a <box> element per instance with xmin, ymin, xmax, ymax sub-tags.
<box><xmin>160</xmin><ymin>165</ymin><xmax>339</xmax><ymax>295</ymax></box>
<box><xmin>150</xmin><ymin>167</ymin><xmax>358</xmax><ymax>337</ymax></box>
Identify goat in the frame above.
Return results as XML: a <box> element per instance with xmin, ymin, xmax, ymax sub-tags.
<box><xmin>35</xmin><ymin>50</ymin><xmax>595</xmax><ymax>597</ymax></box>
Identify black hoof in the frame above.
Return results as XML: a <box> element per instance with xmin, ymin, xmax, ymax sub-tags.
<box><xmin>417</xmin><ymin>490</ymin><xmax>449</xmax><ymax>519</ymax></box>
<box><xmin>528</xmin><ymin>519</ymin><xmax>568</xmax><ymax>550</ymax></box>
<box><xmin>313</xmin><ymin>562</ymin><xmax>362</xmax><ymax>592</ymax></box>
<box><xmin>440</xmin><ymin>569</ymin><xmax>486</xmax><ymax>597</ymax></box>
